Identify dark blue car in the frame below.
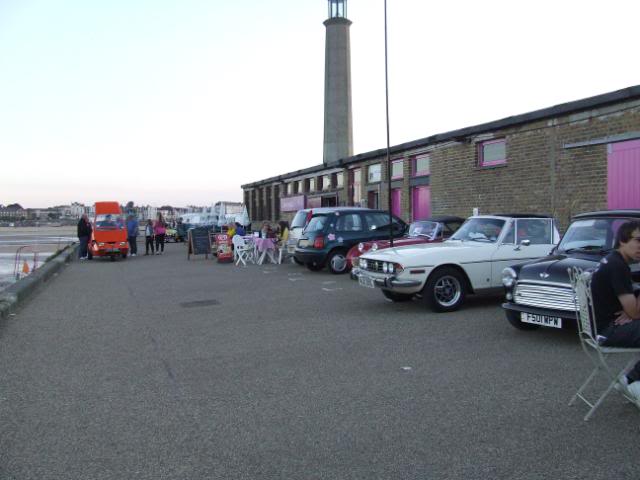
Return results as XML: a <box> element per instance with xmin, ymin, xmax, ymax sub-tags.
<box><xmin>294</xmin><ymin>207</ymin><xmax>407</xmax><ymax>274</ymax></box>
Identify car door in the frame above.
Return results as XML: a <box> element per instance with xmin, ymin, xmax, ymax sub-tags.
<box><xmin>490</xmin><ymin>218</ymin><xmax>557</xmax><ymax>286</ymax></box>
<box><xmin>363</xmin><ymin>212</ymin><xmax>405</xmax><ymax>242</ymax></box>
<box><xmin>333</xmin><ymin>212</ymin><xmax>365</xmax><ymax>248</ymax></box>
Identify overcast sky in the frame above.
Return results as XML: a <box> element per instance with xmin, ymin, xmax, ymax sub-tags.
<box><xmin>1</xmin><ymin>0</ymin><xmax>638</xmax><ymax>208</ymax></box>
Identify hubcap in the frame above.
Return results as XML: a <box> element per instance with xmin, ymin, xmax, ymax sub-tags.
<box><xmin>331</xmin><ymin>254</ymin><xmax>346</xmax><ymax>272</ymax></box>
<box><xmin>434</xmin><ymin>275</ymin><xmax>461</xmax><ymax>307</ymax></box>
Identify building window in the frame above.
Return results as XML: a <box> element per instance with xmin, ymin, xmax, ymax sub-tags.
<box><xmin>478</xmin><ymin>139</ymin><xmax>506</xmax><ymax>167</ymax></box>
<box><xmin>297</xmin><ymin>180</ymin><xmax>304</xmax><ymax>193</ymax></box>
<box><xmin>322</xmin><ymin>175</ymin><xmax>331</xmax><ymax>190</ymax></box>
<box><xmin>287</xmin><ymin>183</ymin><xmax>293</xmax><ymax>195</ymax></box>
<box><xmin>413</xmin><ymin>155</ymin><xmax>430</xmax><ymax>176</ymax></box>
<box><xmin>308</xmin><ymin>178</ymin><xmax>315</xmax><ymax>192</ymax></box>
<box><xmin>368</xmin><ymin>164</ymin><xmax>381</xmax><ymax>183</ymax></box>
<box><xmin>391</xmin><ymin>160</ymin><xmax>403</xmax><ymax>179</ymax></box>
<box><xmin>335</xmin><ymin>172</ymin><xmax>344</xmax><ymax>188</ymax></box>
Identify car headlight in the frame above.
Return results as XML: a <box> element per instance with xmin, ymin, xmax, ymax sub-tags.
<box><xmin>388</xmin><ymin>263</ymin><xmax>395</xmax><ymax>274</ymax></box>
<box><xmin>382</xmin><ymin>262</ymin><xmax>389</xmax><ymax>273</ymax></box>
<box><xmin>357</xmin><ymin>242</ymin><xmax>364</xmax><ymax>252</ymax></box>
<box><xmin>120</xmin><ymin>242</ymin><xmax>127</xmax><ymax>246</ymax></box>
<box><xmin>371</xmin><ymin>243</ymin><xmax>378</xmax><ymax>251</ymax></box>
<box><xmin>502</xmin><ymin>267</ymin><xmax>517</xmax><ymax>288</ymax></box>
<box><xmin>360</xmin><ymin>258</ymin><xmax>367</xmax><ymax>269</ymax></box>
<box><xmin>98</xmin><ymin>242</ymin><xmax>105</xmax><ymax>246</ymax></box>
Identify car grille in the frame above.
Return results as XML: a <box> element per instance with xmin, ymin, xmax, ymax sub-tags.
<box><xmin>362</xmin><ymin>260</ymin><xmax>385</xmax><ymax>273</ymax></box>
<box><xmin>514</xmin><ymin>282</ymin><xmax>576</xmax><ymax>312</ymax></box>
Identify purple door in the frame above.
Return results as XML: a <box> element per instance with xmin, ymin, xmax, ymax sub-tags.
<box><xmin>412</xmin><ymin>186</ymin><xmax>431</xmax><ymax>221</ymax></box>
<box><xmin>608</xmin><ymin>139</ymin><xmax>640</xmax><ymax>209</ymax></box>
<box><xmin>391</xmin><ymin>189</ymin><xmax>402</xmax><ymax>217</ymax></box>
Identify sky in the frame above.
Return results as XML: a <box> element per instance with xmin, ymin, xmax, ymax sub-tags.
<box><xmin>1</xmin><ymin>0</ymin><xmax>639</xmax><ymax>208</ymax></box>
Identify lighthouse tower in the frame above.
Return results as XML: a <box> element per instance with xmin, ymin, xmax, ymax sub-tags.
<box><xmin>323</xmin><ymin>0</ymin><xmax>353</xmax><ymax>165</ymax></box>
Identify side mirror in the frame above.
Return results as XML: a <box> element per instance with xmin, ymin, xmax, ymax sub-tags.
<box><xmin>521</xmin><ymin>239</ymin><xmax>531</xmax><ymax>247</ymax></box>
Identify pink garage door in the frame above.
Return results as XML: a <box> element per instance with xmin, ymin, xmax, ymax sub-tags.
<box><xmin>391</xmin><ymin>189</ymin><xmax>402</xmax><ymax>217</ymax></box>
<box><xmin>608</xmin><ymin>139</ymin><xmax>640</xmax><ymax>209</ymax></box>
<box><xmin>412</xmin><ymin>186</ymin><xmax>431</xmax><ymax>221</ymax></box>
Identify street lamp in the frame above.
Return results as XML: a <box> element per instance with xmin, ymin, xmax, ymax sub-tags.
<box><xmin>384</xmin><ymin>0</ymin><xmax>393</xmax><ymax>247</ymax></box>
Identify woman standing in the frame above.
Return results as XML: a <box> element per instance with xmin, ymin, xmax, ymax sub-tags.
<box><xmin>154</xmin><ymin>213</ymin><xmax>167</xmax><ymax>255</ymax></box>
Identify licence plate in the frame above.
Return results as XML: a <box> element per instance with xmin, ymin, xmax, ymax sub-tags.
<box><xmin>358</xmin><ymin>275</ymin><xmax>375</xmax><ymax>288</ymax></box>
<box><xmin>287</xmin><ymin>245</ymin><xmax>296</xmax><ymax>254</ymax></box>
<box><xmin>521</xmin><ymin>312</ymin><xmax>562</xmax><ymax>328</ymax></box>
<box><xmin>106</xmin><ymin>248</ymin><xmax>120</xmax><ymax>253</ymax></box>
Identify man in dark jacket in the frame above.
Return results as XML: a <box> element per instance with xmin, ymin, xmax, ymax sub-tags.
<box><xmin>126</xmin><ymin>214</ymin><xmax>139</xmax><ymax>257</ymax></box>
<box><xmin>77</xmin><ymin>214</ymin><xmax>92</xmax><ymax>260</ymax></box>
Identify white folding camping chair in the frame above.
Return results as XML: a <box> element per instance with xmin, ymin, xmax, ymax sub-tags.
<box><xmin>232</xmin><ymin>235</ymin><xmax>255</xmax><ymax>266</ymax></box>
<box><xmin>568</xmin><ymin>266</ymin><xmax>640</xmax><ymax>420</ymax></box>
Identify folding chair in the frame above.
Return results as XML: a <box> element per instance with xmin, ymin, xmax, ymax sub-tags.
<box><xmin>232</xmin><ymin>235</ymin><xmax>255</xmax><ymax>266</ymax></box>
<box><xmin>568</xmin><ymin>267</ymin><xmax>640</xmax><ymax>421</ymax></box>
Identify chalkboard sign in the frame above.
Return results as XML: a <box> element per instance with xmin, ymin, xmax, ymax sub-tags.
<box><xmin>188</xmin><ymin>227</ymin><xmax>212</xmax><ymax>259</ymax></box>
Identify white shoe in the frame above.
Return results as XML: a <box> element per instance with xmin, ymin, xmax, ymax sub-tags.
<box><xmin>131</xmin><ymin>253</ymin><xmax>136</xmax><ymax>257</ymax></box>
<box><xmin>627</xmin><ymin>381</ymin><xmax>640</xmax><ymax>402</ymax></box>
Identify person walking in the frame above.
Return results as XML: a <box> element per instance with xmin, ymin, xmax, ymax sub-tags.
<box><xmin>77</xmin><ymin>214</ymin><xmax>92</xmax><ymax>260</ymax></box>
<box><xmin>126</xmin><ymin>214</ymin><xmax>139</xmax><ymax>257</ymax></box>
<box><xmin>144</xmin><ymin>219</ymin><xmax>155</xmax><ymax>255</ymax></box>
<box><xmin>591</xmin><ymin>220</ymin><xmax>640</xmax><ymax>399</ymax></box>
<box><xmin>154</xmin><ymin>213</ymin><xmax>167</xmax><ymax>255</ymax></box>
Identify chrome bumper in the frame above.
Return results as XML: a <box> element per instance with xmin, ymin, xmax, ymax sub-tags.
<box><xmin>350</xmin><ymin>268</ymin><xmax>422</xmax><ymax>289</ymax></box>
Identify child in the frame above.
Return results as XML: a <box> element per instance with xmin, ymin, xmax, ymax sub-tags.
<box><xmin>144</xmin><ymin>219</ymin><xmax>155</xmax><ymax>255</ymax></box>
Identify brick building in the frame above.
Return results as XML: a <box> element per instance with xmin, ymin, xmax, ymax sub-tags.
<box><xmin>242</xmin><ymin>85</ymin><xmax>640</xmax><ymax>230</ymax></box>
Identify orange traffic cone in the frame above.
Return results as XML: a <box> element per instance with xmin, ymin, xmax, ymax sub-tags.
<box><xmin>22</xmin><ymin>260</ymin><xmax>30</xmax><ymax>274</ymax></box>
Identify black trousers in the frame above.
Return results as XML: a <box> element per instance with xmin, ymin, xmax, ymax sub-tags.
<box><xmin>145</xmin><ymin>236</ymin><xmax>155</xmax><ymax>254</ymax></box>
<box><xmin>603</xmin><ymin>321</ymin><xmax>640</xmax><ymax>381</ymax></box>
<box><xmin>155</xmin><ymin>234</ymin><xmax>165</xmax><ymax>252</ymax></box>
<box><xmin>128</xmin><ymin>236</ymin><xmax>137</xmax><ymax>255</ymax></box>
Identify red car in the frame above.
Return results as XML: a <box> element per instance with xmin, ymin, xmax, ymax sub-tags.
<box><xmin>346</xmin><ymin>216</ymin><xmax>464</xmax><ymax>269</ymax></box>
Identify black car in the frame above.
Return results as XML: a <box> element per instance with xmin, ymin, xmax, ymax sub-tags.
<box><xmin>502</xmin><ymin>210</ymin><xmax>640</xmax><ymax>330</ymax></box>
<box><xmin>294</xmin><ymin>207</ymin><xmax>407</xmax><ymax>274</ymax></box>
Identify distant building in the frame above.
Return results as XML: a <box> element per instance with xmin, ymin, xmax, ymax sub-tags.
<box><xmin>0</xmin><ymin>203</ymin><xmax>26</xmax><ymax>220</ymax></box>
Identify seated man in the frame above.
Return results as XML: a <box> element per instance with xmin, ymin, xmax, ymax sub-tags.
<box><xmin>591</xmin><ymin>220</ymin><xmax>640</xmax><ymax>399</ymax></box>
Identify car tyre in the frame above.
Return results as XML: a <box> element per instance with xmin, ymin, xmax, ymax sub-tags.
<box><xmin>293</xmin><ymin>256</ymin><xmax>304</xmax><ymax>265</ymax></box>
<box><xmin>505</xmin><ymin>309</ymin><xmax>539</xmax><ymax>330</ymax></box>
<box><xmin>423</xmin><ymin>267</ymin><xmax>466</xmax><ymax>312</ymax></box>
<box><xmin>306</xmin><ymin>262</ymin><xmax>323</xmax><ymax>272</ymax></box>
<box><xmin>382</xmin><ymin>289</ymin><xmax>413</xmax><ymax>302</ymax></box>
<box><xmin>327</xmin><ymin>250</ymin><xmax>349</xmax><ymax>274</ymax></box>
<box><xmin>110</xmin><ymin>256</ymin><xmax>116</xmax><ymax>262</ymax></box>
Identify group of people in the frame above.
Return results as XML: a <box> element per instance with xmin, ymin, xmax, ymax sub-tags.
<box><xmin>76</xmin><ymin>212</ymin><xmax>169</xmax><ymax>258</ymax></box>
<box><xmin>129</xmin><ymin>213</ymin><xmax>168</xmax><ymax>256</ymax></box>
<box><xmin>223</xmin><ymin>220</ymin><xmax>289</xmax><ymax>246</ymax></box>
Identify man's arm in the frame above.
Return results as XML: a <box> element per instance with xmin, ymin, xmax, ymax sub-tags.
<box><xmin>615</xmin><ymin>294</ymin><xmax>640</xmax><ymax>324</ymax></box>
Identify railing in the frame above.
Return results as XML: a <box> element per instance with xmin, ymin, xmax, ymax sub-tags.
<box><xmin>13</xmin><ymin>245</ymin><xmax>40</xmax><ymax>280</ymax></box>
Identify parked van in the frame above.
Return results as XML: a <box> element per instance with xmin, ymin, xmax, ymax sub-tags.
<box><xmin>88</xmin><ymin>202</ymin><xmax>129</xmax><ymax>261</ymax></box>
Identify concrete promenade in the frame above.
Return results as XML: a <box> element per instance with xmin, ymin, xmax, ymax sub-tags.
<box><xmin>0</xmin><ymin>242</ymin><xmax>638</xmax><ymax>479</ymax></box>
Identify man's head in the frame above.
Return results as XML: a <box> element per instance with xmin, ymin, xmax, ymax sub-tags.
<box><xmin>615</xmin><ymin>220</ymin><xmax>640</xmax><ymax>262</ymax></box>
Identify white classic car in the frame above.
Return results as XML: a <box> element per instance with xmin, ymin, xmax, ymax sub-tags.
<box><xmin>351</xmin><ymin>215</ymin><xmax>560</xmax><ymax>312</ymax></box>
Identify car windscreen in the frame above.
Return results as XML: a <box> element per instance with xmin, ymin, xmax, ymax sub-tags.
<box><xmin>449</xmin><ymin>218</ymin><xmax>505</xmax><ymax>243</ymax></box>
<box><xmin>408</xmin><ymin>221</ymin><xmax>439</xmax><ymax>238</ymax></box>
<box><xmin>291</xmin><ymin>211</ymin><xmax>308</xmax><ymax>229</ymax></box>
<box><xmin>556</xmin><ymin>217</ymin><xmax>632</xmax><ymax>253</ymax></box>
<box><xmin>304</xmin><ymin>215</ymin><xmax>329</xmax><ymax>233</ymax></box>
<box><xmin>95</xmin><ymin>214</ymin><xmax>125</xmax><ymax>230</ymax></box>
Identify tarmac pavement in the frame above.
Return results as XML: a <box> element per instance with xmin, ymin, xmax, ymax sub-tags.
<box><xmin>1</xmin><ymin>241</ymin><xmax>639</xmax><ymax>479</ymax></box>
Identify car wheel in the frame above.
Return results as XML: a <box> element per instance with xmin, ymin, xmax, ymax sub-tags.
<box><xmin>423</xmin><ymin>267</ymin><xmax>466</xmax><ymax>312</ymax></box>
<box><xmin>110</xmin><ymin>256</ymin><xmax>116</xmax><ymax>262</ymax></box>
<box><xmin>122</xmin><ymin>253</ymin><xmax>127</xmax><ymax>259</ymax></box>
<box><xmin>382</xmin><ymin>289</ymin><xmax>413</xmax><ymax>302</ymax></box>
<box><xmin>306</xmin><ymin>262</ymin><xmax>323</xmax><ymax>272</ymax></box>
<box><xmin>327</xmin><ymin>250</ymin><xmax>349</xmax><ymax>274</ymax></box>
<box><xmin>505</xmin><ymin>309</ymin><xmax>539</xmax><ymax>330</ymax></box>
